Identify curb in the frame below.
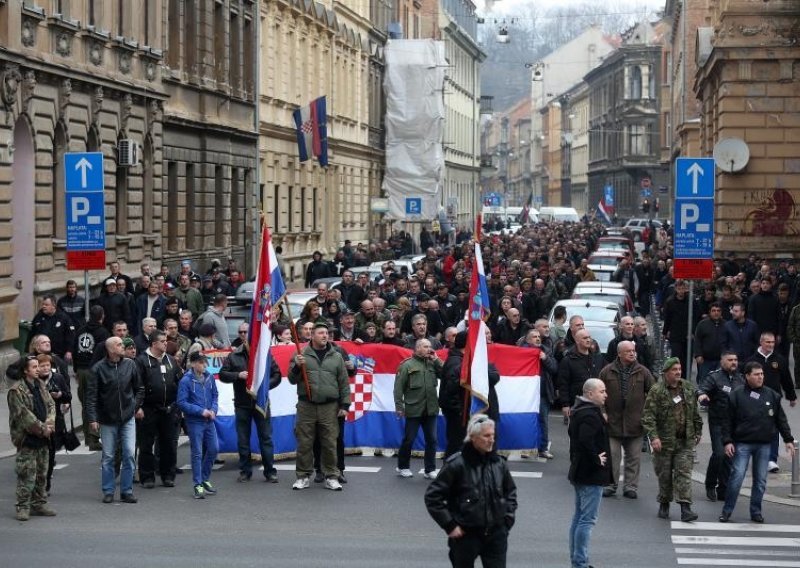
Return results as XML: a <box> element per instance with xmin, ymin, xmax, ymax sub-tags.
<box><xmin>691</xmin><ymin>469</ymin><xmax>800</xmax><ymax>508</ymax></box>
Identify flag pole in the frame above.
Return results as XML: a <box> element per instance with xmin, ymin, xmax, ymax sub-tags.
<box><xmin>281</xmin><ymin>297</ymin><xmax>312</xmax><ymax>401</ymax></box>
<box><xmin>461</xmin><ymin>213</ymin><xmax>484</xmax><ymax>424</ymax></box>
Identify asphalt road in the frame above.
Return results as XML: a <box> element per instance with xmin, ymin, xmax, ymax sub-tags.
<box><xmin>1</xmin><ymin>417</ymin><xmax>798</xmax><ymax>568</ymax></box>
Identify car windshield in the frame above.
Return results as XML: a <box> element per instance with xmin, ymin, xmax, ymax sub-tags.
<box><xmin>573</xmin><ymin>292</ymin><xmax>626</xmax><ymax>308</ymax></box>
<box><xmin>557</xmin><ymin>304</ymin><xmax>619</xmax><ymax>323</ymax></box>
<box><xmin>588</xmin><ymin>256</ymin><xmax>620</xmax><ymax>266</ymax></box>
<box><xmin>586</xmin><ymin>325</ymin><xmax>617</xmax><ymax>355</ymax></box>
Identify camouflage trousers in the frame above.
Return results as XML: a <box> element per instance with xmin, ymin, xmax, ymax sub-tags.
<box><xmin>16</xmin><ymin>445</ymin><xmax>48</xmax><ymax>511</ymax></box>
<box><xmin>652</xmin><ymin>439</ymin><xmax>694</xmax><ymax>504</ymax></box>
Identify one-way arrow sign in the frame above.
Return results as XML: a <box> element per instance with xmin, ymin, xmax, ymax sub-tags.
<box><xmin>65</xmin><ymin>152</ymin><xmax>104</xmax><ymax>193</ymax></box>
<box><xmin>676</xmin><ymin>157</ymin><xmax>715</xmax><ymax>199</ymax></box>
<box><xmin>686</xmin><ymin>162</ymin><xmax>704</xmax><ymax>194</ymax></box>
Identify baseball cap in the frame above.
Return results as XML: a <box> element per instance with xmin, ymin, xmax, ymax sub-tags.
<box><xmin>198</xmin><ymin>323</ymin><xmax>216</xmax><ymax>337</ymax></box>
<box><xmin>189</xmin><ymin>351</ymin><xmax>208</xmax><ymax>363</ymax></box>
<box><xmin>104</xmin><ymin>278</ymin><xmax>117</xmax><ymax>286</ymax></box>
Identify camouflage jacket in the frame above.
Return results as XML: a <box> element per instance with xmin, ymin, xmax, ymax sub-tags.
<box><xmin>7</xmin><ymin>378</ymin><xmax>56</xmax><ymax>449</ymax></box>
<box><xmin>641</xmin><ymin>378</ymin><xmax>703</xmax><ymax>452</ymax></box>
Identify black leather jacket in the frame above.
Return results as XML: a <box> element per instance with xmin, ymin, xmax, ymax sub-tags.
<box><xmin>86</xmin><ymin>357</ymin><xmax>144</xmax><ymax>425</ymax></box>
<box><xmin>135</xmin><ymin>350</ymin><xmax>182</xmax><ymax>411</ymax></box>
<box><xmin>697</xmin><ymin>368</ymin><xmax>745</xmax><ymax>423</ymax></box>
<box><xmin>425</xmin><ymin>442</ymin><xmax>517</xmax><ymax>534</ymax></box>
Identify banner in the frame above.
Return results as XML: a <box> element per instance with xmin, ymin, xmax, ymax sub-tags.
<box><xmin>211</xmin><ymin>343</ymin><xmax>541</xmax><ymax>455</ymax></box>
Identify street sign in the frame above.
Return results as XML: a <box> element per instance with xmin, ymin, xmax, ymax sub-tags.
<box><xmin>675</xmin><ymin>157</ymin><xmax>715</xmax><ymax>198</ymax></box>
<box><xmin>65</xmin><ymin>152</ymin><xmax>106</xmax><ymax>271</ymax></box>
<box><xmin>483</xmin><ymin>192</ymin><xmax>501</xmax><ymax>207</ymax></box>
<box><xmin>674</xmin><ymin>259</ymin><xmax>714</xmax><ymax>280</ymax></box>
<box><xmin>674</xmin><ymin>157</ymin><xmax>715</xmax><ymax>261</ymax></box>
<box><xmin>65</xmin><ymin>152</ymin><xmax>104</xmax><ymax>192</ymax></box>
<box><xmin>405</xmin><ymin>197</ymin><xmax>422</xmax><ymax>216</ymax></box>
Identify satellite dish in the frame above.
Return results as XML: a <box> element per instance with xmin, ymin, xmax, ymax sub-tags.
<box><xmin>713</xmin><ymin>138</ymin><xmax>750</xmax><ymax>173</ymax></box>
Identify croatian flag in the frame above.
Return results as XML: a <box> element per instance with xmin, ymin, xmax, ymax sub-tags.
<box><xmin>520</xmin><ymin>192</ymin><xmax>533</xmax><ymax>224</ymax></box>
<box><xmin>597</xmin><ymin>200</ymin><xmax>613</xmax><ymax>225</ymax></box>
<box><xmin>247</xmin><ymin>224</ymin><xmax>286</xmax><ymax>415</ymax></box>
<box><xmin>461</xmin><ymin>224</ymin><xmax>491</xmax><ymax>416</ymax></box>
<box><xmin>292</xmin><ymin>96</ymin><xmax>329</xmax><ymax>167</ymax></box>
<box><xmin>213</xmin><ymin>343</ymin><xmax>541</xmax><ymax>454</ymax></box>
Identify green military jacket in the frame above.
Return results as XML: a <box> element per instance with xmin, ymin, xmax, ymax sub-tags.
<box><xmin>289</xmin><ymin>344</ymin><xmax>350</xmax><ymax>409</ymax></box>
<box><xmin>7</xmin><ymin>378</ymin><xmax>56</xmax><ymax>449</ymax></box>
<box><xmin>641</xmin><ymin>378</ymin><xmax>703</xmax><ymax>452</ymax></box>
<box><xmin>354</xmin><ymin>312</ymin><xmax>386</xmax><ymax>338</ymax></box>
<box><xmin>394</xmin><ymin>354</ymin><xmax>443</xmax><ymax>417</ymax></box>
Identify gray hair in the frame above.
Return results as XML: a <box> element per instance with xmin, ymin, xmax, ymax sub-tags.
<box><xmin>411</xmin><ymin>313</ymin><xmax>428</xmax><ymax>325</ymax></box>
<box><xmin>583</xmin><ymin>378</ymin><xmax>604</xmax><ymax>395</ymax></box>
<box><xmin>464</xmin><ymin>414</ymin><xmax>495</xmax><ymax>442</ymax></box>
<box><xmin>141</xmin><ymin>317</ymin><xmax>157</xmax><ymax>328</ymax></box>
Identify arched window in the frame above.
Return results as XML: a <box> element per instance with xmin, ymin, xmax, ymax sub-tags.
<box><xmin>52</xmin><ymin>122</ymin><xmax>68</xmax><ymax>240</ymax></box>
<box><xmin>142</xmin><ymin>136</ymin><xmax>154</xmax><ymax>234</ymax></box>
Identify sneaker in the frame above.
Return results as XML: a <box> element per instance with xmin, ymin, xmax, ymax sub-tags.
<box><xmin>623</xmin><ymin>490</ymin><xmax>637</xmax><ymax>499</ymax></box>
<box><xmin>396</xmin><ymin>468</ymin><xmax>413</xmax><ymax>478</ymax></box>
<box><xmin>193</xmin><ymin>484</ymin><xmax>205</xmax><ymax>499</ymax></box>
<box><xmin>120</xmin><ymin>493</ymin><xmax>138</xmax><ymax>504</ymax></box>
<box><xmin>202</xmin><ymin>481</ymin><xmax>217</xmax><ymax>495</ymax></box>
<box><xmin>324</xmin><ymin>477</ymin><xmax>343</xmax><ymax>491</ymax></box>
<box><xmin>540</xmin><ymin>450</ymin><xmax>554</xmax><ymax>460</ymax></box>
<box><xmin>519</xmin><ymin>451</ymin><xmax>530</xmax><ymax>459</ymax></box>
<box><xmin>292</xmin><ymin>477</ymin><xmax>310</xmax><ymax>490</ymax></box>
<box><xmin>102</xmin><ymin>494</ymin><xmax>114</xmax><ymax>504</ymax></box>
<box><xmin>265</xmin><ymin>472</ymin><xmax>279</xmax><ymax>483</ymax></box>
<box><xmin>768</xmin><ymin>461</ymin><xmax>780</xmax><ymax>473</ymax></box>
<box><xmin>15</xmin><ymin>508</ymin><xmax>29</xmax><ymax>521</ymax></box>
<box><xmin>238</xmin><ymin>472</ymin><xmax>252</xmax><ymax>483</ymax></box>
<box><xmin>602</xmin><ymin>487</ymin><xmax>616</xmax><ymax>498</ymax></box>
<box><xmin>422</xmin><ymin>471</ymin><xmax>436</xmax><ymax>480</ymax></box>
<box><xmin>30</xmin><ymin>505</ymin><xmax>57</xmax><ymax>517</ymax></box>
<box><xmin>142</xmin><ymin>480</ymin><xmax>155</xmax><ymax>489</ymax></box>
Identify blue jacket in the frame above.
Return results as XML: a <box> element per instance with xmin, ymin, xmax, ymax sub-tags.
<box><xmin>177</xmin><ymin>369</ymin><xmax>218</xmax><ymax>424</ymax></box>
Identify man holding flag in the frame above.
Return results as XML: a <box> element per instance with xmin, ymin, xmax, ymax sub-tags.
<box><xmin>224</xmin><ymin>222</ymin><xmax>286</xmax><ymax>483</ymax></box>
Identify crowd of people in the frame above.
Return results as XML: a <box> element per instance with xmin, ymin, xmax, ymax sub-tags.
<box><xmin>5</xmin><ymin>220</ymin><xmax>799</xmax><ymax>568</ymax></box>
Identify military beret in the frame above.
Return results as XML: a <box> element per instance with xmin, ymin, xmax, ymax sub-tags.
<box><xmin>662</xmin><ymin>356</ymin><xmax>681</xmax><ymax>372</ymax></box>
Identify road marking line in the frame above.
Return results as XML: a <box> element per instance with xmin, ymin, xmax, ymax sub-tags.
<box><xmin>53</xmin><ymin>464</ymin><xmax>69</xmax><ymax>470</ymax></box>
<box><xmin>180</xmin><ymin>464</ymin><xmax>223</xmax><ymax>471</ymax></box>
<box><xmin>672</xmin><ymin>536</ymin><xmax>800</xmax><ymax>547</ymax></box>
<box><xmin>56</xmin><ymin>447</ymin><xmax>97</xmax><ymax>456</ymax></box>
<box><xmin>671</xmin><ymin>521</ymin><xmax>800</xmax><ymax>533</ymax></box>
<box><xmin>675</xmin><ymin>547</ymin><xmax>800</xmax><ymax>557</ymax></box>
<box><xmin>511</xmin><ymin>471</ymin><xmax>543</xmax><ymax>478</ymax></box>
<box><xmin>677</xmin><ymin>559</ymin><xmax>800</xmax><ymax>567</ymax></box>
<box><xmin>266</xmin><ymin>465</ymin><xmax>381</xmax><ymax>473</ymax></box>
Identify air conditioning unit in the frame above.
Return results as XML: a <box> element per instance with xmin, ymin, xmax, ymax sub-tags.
<box><xmin>118</xmin><ymin>139</ymin><xmax>139</xmax><ymax>167</ymax></box>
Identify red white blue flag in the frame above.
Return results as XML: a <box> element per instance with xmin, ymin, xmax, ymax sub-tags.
<box><xmin>247</xmin><ymin>224</ymin><xmax>286</xmax><ymax>415</ymax></box>
<box><xmin>292</xmin><ymin>96</ymin><xmax>329</xmax><ymax>167</ymax></box>
<box><xmin>597</xmin><ymin>200</ymin><xmax>613</xmax><ymax>225</ymax></box>
<box><xmin>460</xmin><ymin>217</ymin><xmax>491</xmax><ymax>415</ymax></box>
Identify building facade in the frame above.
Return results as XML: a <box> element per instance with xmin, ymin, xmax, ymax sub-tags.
<box><xmin>584</xmin><ymin>22</ymin><xmax>669</xmax><ymax>219</ymax></box>
<box><xmin>694</xmin><ymin>0</ymin><xmax>800</xmax><ymax>257</ymax></box>
<box><xmin>566</xmin><ymin>82</ymin><xmax>590</xmax><ymax>215</ymax></box>
<box><xmin>0</xmin><ymin>0</ymin><xmax>170</xmax><ymax>370</ymax></box>
<box><xmin>161</xmin><ymin>0</ymin><xmax>258</xmax><ymax>276</ymax></box>
<box><xmin>259</xmin><ymin>0</ymin><xmax>385</xmax><ymax>283</ymax></box>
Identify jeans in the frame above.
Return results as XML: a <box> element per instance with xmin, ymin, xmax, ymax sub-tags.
<box><xmin>537</xmin><ymin>402</ymin><xmax>550</xmax><ymax>452</ymax></box>
<box><xmin>770</xmin><ymin>433</ymin><xmax>779</xmax><ymax>463</ymax></box>
<box><xmin>235</xmin><ymin>406</ymin><xmax>275</xmax><ymax>477</ymax></box>
<box><xmin>100</xmin><ymin>418</ymin><xmax>136</xmax><ymax>496</ymax></box>
<box><xmin>569</xmin><ymin>484</ymin><xmax>603</xmax><ymax>568</ymax></box>
<box><xmin>722</xmin><ymin>442</ymin><xmax>770</xmax><ymax>517</ymax></box>
<box><xmin>185</xmin><ymin>419</ymin><xmax>218</xmax><ymax>487</ymax></box>
<box><xmin>398</xmin><ymin>414</ymin><xmax>437</xmax><ymax>473</ymax></box>
<box><xmin>706</xmin><ymin>422</ymin><xmax>731</xmax><ymax>494</ymax></box>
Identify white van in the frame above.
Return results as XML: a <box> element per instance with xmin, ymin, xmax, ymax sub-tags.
<box><xmin>538</xmin><ymin>206</ymin><xmax>580</xmax><ymax>223</ymax></box>
<box><xmin>481</xmin><ymin>205</ymin><xmax>538</xmax><ymax>228</ymax></box>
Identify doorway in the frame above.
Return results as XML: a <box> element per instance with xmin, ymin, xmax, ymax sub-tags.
<box><xmin>11</xmin><ymin>116</ymin><xmax>36</xmax><ymax>320</ymax></box>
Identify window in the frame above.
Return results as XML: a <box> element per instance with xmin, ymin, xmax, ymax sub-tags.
<box><xmin>214</xmin><ymin>166</ymin><xmax>225</xmax><ymax>247</ymax></box>
<box><xmin>243</xmin><ymin>16</ymin><xmax>253</xmax><ymax>98</ymax></box>
<box><xmin>52</xmin><ymin>123</ymin><xmax>67</xmax><ymax>240</ymax></box>
<box><xmin>229</xmin><ymin>10</ymin><xmax>241</xmax><ymax>93</ymax></box>
<box><xmin>166</xmin><ymin>162</ymin><xmax>178</xmax><ymax>249</ymax></box>
<box><xmin>55</xmin><ymin>0</ymin><xmax>70</xmax><ymax>18</ymax></box>
<box><xmin>300</xmin><ymin>187</ymin><xmax>306</xmax><ymax>232</ymax></box>
<box><xmin>167</xmin><ymin>0</ymin><xmax>180</xmax><ymax>69</ymax></box>
<box><xmin>185</xmin><ymin>0</ymin><xmax>197</xmax><ymax>77</ymax></box>
<box><xmin>117</xmin><ymin>0</ymin><xmax>124</xmax><ymax>37</ymax></box>
<box><xmin>214</xmin><ymin>3</ymin><xmax>226</xmax><ymax>83</ymax></box>
<box><xmin>312</xmin><ymin>187</ymin><xmax>318</xmax><ymax>232</ymax></box>
<box><xmin>628</xmin><ymin>124</ymin><xmax>646</xmax><ymax>155</ymax></box>
<box><xmin>273</xmin><ymin>184</ymin><xmax>280</xmax><ymax>233</ymax></box>
<box><xmin>116</xmin><ymin>150</ymin><xmax>129</xmax><ymax>236</ymax></box>
<box><xmin>629</xmin><ymin>66</ymin><xmax>642</xmax><ymax>100</ymax></box>
<box><xmin>142</xmin><ymin>137</ymin><xmax>154</xmax><ymax>234</ymax></box>
<box><xmin>231</xmin><ymin>168</ymin><xmax>240</xmax><ymax>246</ymax></box>
<box><xmin>186</xmin><ymin>163</ymin><xmax>195</xmax><ymax>248</ymax></box>
<box><xmin>287</xmin><ymin>186</ymin><xmax>293</xmax><ymax>233</ymax></box>
<box><xmin>88</xmin><ymin>0</ymin><xmax>95</xmax><ymax>26</ymax></box>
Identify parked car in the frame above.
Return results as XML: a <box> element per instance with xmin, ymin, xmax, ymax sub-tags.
<box><xmin>284</xmin><ymin>290</ymin><xmax>318</xmax><ymax>323</ymax></box>
<box><xmin>571</xmin><ymin>286</ymin><xmax>635</xmax><ymax>314</ymax></box>
<box><xmin>584</xmin><ymin>321</ymin><xmax>618</xmax><ymax>357</ymax></box>
<box><xmin>586</xmin><ymin>252</ymin><xmax>625</xmax><ymax>282</ymax></box>
<box><xmin>596</xmin><ymin>236</ymin><xmax>635</xmax><ymax>257</ymax></box>
<box><xmin>548</xmin><ymin>299</ymin><xmax>624</xmax><ymax>326</ymax></box>
<box><xmin>623</xmin><ymin>218</ymin><xmax>662</xmax><ymax>241</ymax></box>
<box><xmin>223</xmin><ymin>304</ymin><xmax>252</xmax><ymax>341</ymax></box>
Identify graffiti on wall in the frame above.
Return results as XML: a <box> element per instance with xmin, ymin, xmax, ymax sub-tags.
<box><xmin>741</xmin><ymin>188</ymin><xmax>798</xmax><ymax>237</ymax></box>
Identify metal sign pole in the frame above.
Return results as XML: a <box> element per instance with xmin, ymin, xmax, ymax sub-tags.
<box><xmin>686</xmin><ymin>280</ymin><xmax>694</xmax><ymax>381</ymax></box>
<box><xmin>84</xmin><ymin>270</ymin><xmax>90</xmax><ymax>322</ymax></box>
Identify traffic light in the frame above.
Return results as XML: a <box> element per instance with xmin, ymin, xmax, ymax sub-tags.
<box><xmin>642</xmin><ymin>199</ymin><xmax>650</xmax><ymax>214</ymax></box>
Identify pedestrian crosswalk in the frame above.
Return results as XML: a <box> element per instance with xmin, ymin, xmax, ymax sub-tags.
<box><xmin>671</xmin><ymin>521</ymin><xmax>800</xmax><ymax>567</ymax></box>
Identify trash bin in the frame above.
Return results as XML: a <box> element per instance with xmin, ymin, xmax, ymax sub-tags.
<box><xmin>14</xmin><ymin>320</ymin><xmax>32</xmax><ymax>355</ymax></box>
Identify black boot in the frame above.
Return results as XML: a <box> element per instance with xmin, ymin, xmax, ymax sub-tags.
<box><xmin>680</xmin><ymin>503</ymin><xmax>698</xmax><ymax>522</ymax></box>
<box><xmin>658</xmin><ymin>502</ymin><xmax>669</xmax><ymax>519</ymax></box>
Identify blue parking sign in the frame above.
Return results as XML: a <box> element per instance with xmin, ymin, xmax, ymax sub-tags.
<box><xmin>66</xmin><ymin>193</ymin><xmax>106</xmax><ymax>250</ymax></box>
<box><xmin>405</xmin><ymin>197</ymin><xmax>422</xmax><ymax>216</ymax></box>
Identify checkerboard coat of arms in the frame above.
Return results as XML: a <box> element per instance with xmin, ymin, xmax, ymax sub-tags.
<box><xmin>346</xmin><ymin>355</ymin><xmax>375</xmax><ymax>422</ymax></box>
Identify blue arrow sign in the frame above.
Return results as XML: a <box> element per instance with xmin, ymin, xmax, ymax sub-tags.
<box><xmin>65</xmin><ymin>152</ymin><xmax>104</xmax><ymax>192</ymax></box>
<box><xmin>675</xmin><ymin>157</ymin><xmax>715</xmax><ymax>199</ymax></box>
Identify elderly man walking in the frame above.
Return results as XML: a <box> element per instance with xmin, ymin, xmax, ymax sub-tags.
<box><xmin>598</xmin><ymin>341</ymin><xmax>655</xmax><ymax>499</ymax></box>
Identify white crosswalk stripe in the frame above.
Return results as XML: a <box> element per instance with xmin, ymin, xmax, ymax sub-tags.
<box><xmin>671</xmin><ymin>521</ymin><xmax>800</xmax><ymax>566</ymax></box>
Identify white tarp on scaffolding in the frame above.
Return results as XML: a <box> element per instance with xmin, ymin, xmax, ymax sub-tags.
<box><xmin>383</xmin><ymin>39</ymin><xmax>446</xmax><ymax>220</ymax></box>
